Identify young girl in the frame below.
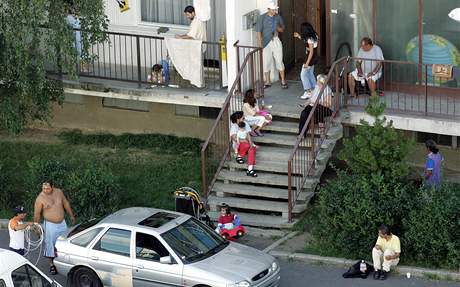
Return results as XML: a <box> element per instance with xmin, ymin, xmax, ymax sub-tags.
<box><xmin>242</xmin><ymin>90</ymin><xmax>272</xmax><ymax>136</ymax></box>
<box><xmin>215</xmin><ymin>204</ymin><xmax>239</xmax><ymax>233</ymax></box>
<box><xmin>294</xmin><ymin>22</ymin><xmax>318</xmax><ymax>99</ymax></box>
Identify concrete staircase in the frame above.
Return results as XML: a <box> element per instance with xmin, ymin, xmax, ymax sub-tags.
<box><xmin>207</xmin><ymin>112</ymin><xmax>343</xmax><ymax>229</ymax></box>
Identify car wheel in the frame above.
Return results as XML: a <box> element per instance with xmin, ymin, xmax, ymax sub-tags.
<box><xmin>237</xmin><ymin>230</ymin><xmax>244</xmax><ymax>237</ymax></box>
<box><xmin>73</xmin><ymin>267</ymin><xmax>101</xmax><ymax>287</ymax></box>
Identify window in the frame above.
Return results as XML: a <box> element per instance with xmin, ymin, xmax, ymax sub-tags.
<box><xmin>102</xmin><ymin>98</ymin><xmax>150</xmax><ymax>112</ymax></box>
<box><xmin>175</xmin><ymin>105</ymin><xmax>199</xmax><ymax>117</ymax></box>
<box><xmin>68</xmin><ymin>218</ymin><xmax>102</xmax><ymax>238</ymax></box>
<box><xmin>199</xmin><ymin>107</ymin><xmax>220</xmax><ymax>119</ymax></box>
<box><xmin>11</xmin><ymin>264</ymin><xmax>52</xmax><ymax>287</ymax></box>
<box><xmin>93</xmin><ymin>228</ymin><xmax>131</xmax><ymax>257</ymax></box>
<box><xmin>141</xmin><ymin>0</ymin><xmax>193</xmax><ymax>26</ymax></box>
<box><xmin>135</xmin><ymin>233</ymin><xmax>170</xmax><ymax>262</ymax></box>
<box><xmin>71</xmin><ymin>228</ymin><xmax>103</xmax><ymax>247</ymax></box>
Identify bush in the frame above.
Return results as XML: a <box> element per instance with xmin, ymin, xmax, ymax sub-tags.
<box><xmin>0</xmin><ymin>164</ymin><xmax>12</xmax><ymax>213</ymax></box>
<box><xmin>314</xmin><ymin>171</ymin><xmax>416</xmax><ymax>260</ymax></box>
<box><xmin>24</xmin><ymin>158</ymin><xmax>120</xmax><ymax>222</ymax></box>
<box><xmin>58</xmin><ymin>130</ymin><xmax>202</xmax><ymax>155</ymax></box>
<box><xmin>403</xmin><ymin>183</ymin><xmax>460</xmax><ymax>269</ymax></box>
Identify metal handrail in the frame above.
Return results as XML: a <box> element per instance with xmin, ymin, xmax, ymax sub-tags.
<box><xmin>200</xmin><ymin>44</ymin><xmax>263</xmax><ymax>199</ymax></box>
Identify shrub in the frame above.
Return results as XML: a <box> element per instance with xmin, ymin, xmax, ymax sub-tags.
<box><xmin>0</xmin><ymin>164</ymin><xmax>13</xmax><ymax>214</ymax></box>
<box><xmin>58</xmin><ymin>130</ymin><xmax>202</xmax><ymax>155</ymax></box>
<box><xmin>403</xmin><ymin>183</ymin><xmax>460</xmax><ymax>269</ymax></box>
<box><xmin>24</xmin><ymin>158</ymin><xmax>120</xmax><ymax>222</ymax></box>
<box><xmin>314</xmin><ymin>170</ymin><xmax>416</xmax><ymax>260</ymax></box>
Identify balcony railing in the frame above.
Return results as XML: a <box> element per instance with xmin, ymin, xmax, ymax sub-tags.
<box><xmin>53</xmin><ymin>30</ymin><xmax>224</xmax><ymax>90</ymax></box>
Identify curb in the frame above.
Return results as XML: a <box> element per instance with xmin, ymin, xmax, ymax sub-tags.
<box><xmin>263</xmin><ymin>231</ymin><xmax>298</xmax><ymax>253</ymax></box>
<box><xmin>269</xmin><ymin>250</ymin><xmax>460</xmax><ymax>281</ymax></box>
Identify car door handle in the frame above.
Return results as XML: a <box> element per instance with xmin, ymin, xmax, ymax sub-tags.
<box><xmin>91</xmin><ymin>256</ymin><xmax>99</xmax><ymax>261</ymax></box>
<box><xmin>136</xmin><ymin>264</ymin><xmax>144</xmax><ymax>269</ymax></box>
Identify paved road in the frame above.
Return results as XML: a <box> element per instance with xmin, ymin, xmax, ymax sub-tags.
<box><xmin>0</xmin><ymin>230</ymin><xmax>457</xmax><ymax>286</ymax></box>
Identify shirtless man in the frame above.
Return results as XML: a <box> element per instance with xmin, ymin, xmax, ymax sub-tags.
<box><xmin>34</xmin><ymin>180</ymin><xmax>76</xmax><ymax>275</ymax></box>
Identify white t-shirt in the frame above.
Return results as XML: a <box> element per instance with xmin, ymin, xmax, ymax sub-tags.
<box><xmin>310</xmin><ymin>84</ymin><xmax>333</xmax><ymax>106</ymax></box>
<box><xmin>187</xmin><ymin>18</ymin><xmax>207</xmax><ymax>41</ymax></box>
<box><xmin>357</xmin><ymin>45</ymin><xmax>384</xmax><ymax>75</ymax></box>
<box><xmin>230</xmin><ymin>121</ymin><xmax>251</xmax><ymax>137</ymax></box>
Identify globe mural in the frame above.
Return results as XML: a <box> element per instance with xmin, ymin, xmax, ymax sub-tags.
<box><xmin>406</xmin><ymin>34</ymin><xmax>460</xmax><ymax>84</ymax></box>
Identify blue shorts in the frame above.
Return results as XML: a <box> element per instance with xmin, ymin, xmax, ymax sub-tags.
<box><xmin>9</xmin><ymin>247</ymin><xmax>25</xmax><ymax>256</ymax></box>
<box><xmin>44</xmin><ymin>220</ymin><xmax>67</xmax><ymax>258</ymax></box>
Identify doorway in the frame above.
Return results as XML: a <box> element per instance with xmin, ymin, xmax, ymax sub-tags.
<box><xmin>278</xmin><ymin>0</ymin><xmax>328</xmax><ymax>81</ymax></box>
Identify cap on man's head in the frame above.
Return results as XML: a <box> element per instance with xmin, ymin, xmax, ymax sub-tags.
<box><xmin>267</xmin><ymin>1</ymin><xmax>279</xmax><ymax>10</ymax></box>
<box><xmin>14</xmin><ymin>206</ymin><xmax>27</xmax><ymax>215</ymax></box>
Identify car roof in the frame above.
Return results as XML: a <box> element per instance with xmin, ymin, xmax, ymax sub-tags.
<box><xmin>0</xmin><ymin>248</ymin><xmax>28</xmax><ymax>276</ymax></box>
<box><xmin>99</xmin><ymin>207</ymin><xmax>190</xmax><ymax>232</ymax></box>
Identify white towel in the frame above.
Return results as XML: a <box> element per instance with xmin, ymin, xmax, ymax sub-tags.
<box><xmin>193</xmin><ymin>0</ymin><xmax>211</xmax><ymax>22</ymax></box>
<box><xmin>165</xmin><ymin>38</ymin><xmax>204</xmax><ymax>88</ymax></box>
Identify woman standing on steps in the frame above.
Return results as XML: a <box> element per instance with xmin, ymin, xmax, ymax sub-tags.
<box><xmin>294</xmin><ymin>22</ymin><xmax>318</xmax><ymax>100</ymax></box>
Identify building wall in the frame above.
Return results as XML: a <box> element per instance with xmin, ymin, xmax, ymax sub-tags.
<box><xmin>44</xmin><ymin>94</ymin><xmax>215</xmax><ymax>139</ymax></box>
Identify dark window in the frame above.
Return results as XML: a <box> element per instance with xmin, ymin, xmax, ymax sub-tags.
<box><xmin>93</xmin><ymin>228</ymin><xmax>131</xmax><ymax>257</ymax></box>
<box><xmin>135</xmin><ymin>233</ymin><xmax>170</xmax><ymax>262</ymax></box>
<box><xmin>11</xmin><ymin>264</ymin><xmax>52</xmax><ymax>287</ymax></box>
<box><xmin>416</xmin><ymin>132</ymin><xmax>452</xmax><ymax>146</ymax></box>
<box><xmin>199</xmin><ymin>107</ymin><xmax>221</xmax><ymax>119</ymax></box>
<box><xmin>71</xmin><ymin>228</ymin><xmax>104</xmax><ymax>247</ymax></box>
<box><xmin>138</xmin><ymin>212</ymin><xmax>179</xmax><ymax>228</ymax></box>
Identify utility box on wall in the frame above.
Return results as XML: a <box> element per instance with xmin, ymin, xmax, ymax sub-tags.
<box><xmin>242</xmin><ymin>10</ymin><xmax>260</xmax><ymax>30</ymax></box>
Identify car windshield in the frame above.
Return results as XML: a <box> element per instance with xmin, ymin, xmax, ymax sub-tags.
<box><xmin>68</xmin><ymin>218</ymin><xmax>101</xmax><ymax>238</ymax></box>
<box><xmin>162</xmin><ymin>218</ymin><xmax>229</xmax><ymax>264</ymax></box>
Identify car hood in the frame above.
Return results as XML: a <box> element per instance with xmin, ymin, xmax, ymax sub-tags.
<box><xmin>186</xmin><ymin>242</ymin><xmax>274</xmax><ymax>282</ymax></box>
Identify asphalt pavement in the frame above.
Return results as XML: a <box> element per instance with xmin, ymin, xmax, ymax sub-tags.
<box><xmin>0</xmin><ymin>230</ymin><xmax>457</xmax><ymax>287</ymax></box>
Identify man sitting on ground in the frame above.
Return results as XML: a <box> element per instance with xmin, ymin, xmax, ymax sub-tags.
<box><xmin>348</xmin><ymin>37</ymin><xmax>384</xmax><ymax>97</ymax></box>
<box><xmin>372</xmin><ymin>224</ymin><xmax>401</xmax><ymax>280</ymax></box>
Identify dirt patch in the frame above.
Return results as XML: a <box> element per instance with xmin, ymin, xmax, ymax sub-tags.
<box><xmin>275</xmin><ymin>232</ymin><xmax>311</xmax><ymax>253</ymax></box>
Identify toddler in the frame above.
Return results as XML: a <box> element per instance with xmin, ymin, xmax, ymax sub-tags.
<box><xmin>215</xmin><ymin>204</ymin><xmax>240</xmax><ymax>233</ymax></box>
<box><xmin>147</xmin><ymin>64</ymin><xmax>166</xmax><ymax>85</ymax></box>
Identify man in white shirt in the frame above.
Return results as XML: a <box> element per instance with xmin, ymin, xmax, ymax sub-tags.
<box><xmin>175</xmin><ymin>6</ymin><xmax>207</xmax><ymax>41</ymax></box>
<box><xmin>348</xmin><ymin>37</ymin><xmax>384</xmax><ymax>97</ymax></box>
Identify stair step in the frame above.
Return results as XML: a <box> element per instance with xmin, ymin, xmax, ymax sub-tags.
<box><xmin>217</xmin><ymin>170</ymin><xmax>318</xmax><ymax>188</ymax></box>
<box><xmin>264</xmin><ymin>121</ymin><xmax>298</xmax><ymax>134</ymax></box>
<box><xmin>253</xmin><ymin>133</ymin><xmax>299</xmax><ymax>146</ymax></box>
<box><xmin>255</xmin><ymin>146</ymin><xmax>299</xmax><ymax>161</ymax></box>
<box><xmin>213</xmin><ymin>182</ymin><xmax>313</xmax><ymax>201</ymax></box>
<box><xmin>226</xmin><ymin>160</ymin><xmax>291</xmax><ymax>174</ymax></box>
<box><xmin>208</xmin><ymin>211</ymin><xmax>295</xmax><ymax>229</ymax></box>
<box><xmin>208</xmin><ymin>195</ymin><xmax>307</xmax><ymax>216</ymax></box>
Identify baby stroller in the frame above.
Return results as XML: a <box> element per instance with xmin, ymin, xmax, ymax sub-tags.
<box><xmin>174</xmin><ymin>187</ymin><xmax>215</xmax><ymax>229</ymax></box>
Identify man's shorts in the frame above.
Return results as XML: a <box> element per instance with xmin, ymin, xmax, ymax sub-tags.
<box><xmin>44</xmin><ymin>220</ymin><xmax>67</xmax><ymax>258</ymax></box>
<box><xmin>351</xmin><ymin>69</ymin><xmax>382</xmax><ymax>82</ymax></box>
<box><xmin>263</xmin><ymin>37</ymin><xmax>285</xmax><ymax>72</ymax></box>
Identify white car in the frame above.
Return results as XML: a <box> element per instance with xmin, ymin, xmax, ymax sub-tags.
<box><xmin>0</xmin><ymin>248</ymin><xmax>61</xmax><ymax>287</ymax></box>
<box><xmin>54</xmin><ymin>207</ymin><xmax>281</xmax><ymax>287</ymax></box>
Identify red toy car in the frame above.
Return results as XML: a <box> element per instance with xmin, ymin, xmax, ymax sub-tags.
<box><xmin>220</xmin><ymin>225</ymin><xmax>246</xmax><ymax>240</ymax></box>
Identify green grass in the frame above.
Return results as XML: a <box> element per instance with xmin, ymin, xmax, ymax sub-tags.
<box><xmin>0</xmin><ymin>134</ymin><xmax>202</xmax><ymax>217</ymax></box>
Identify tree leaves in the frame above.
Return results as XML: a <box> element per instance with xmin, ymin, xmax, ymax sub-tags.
<box><xmin>0</xmin><ymin>0</ymin><xmax>108</xmax><ymax>134</ymax></box>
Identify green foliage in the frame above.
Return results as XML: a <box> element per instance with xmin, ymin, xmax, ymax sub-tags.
<box><xmin>339</xmin><ymin>94</ymin><xmax>414</xmax><ymax>179</ymax></box>
<box><xmin>403</xmin><ymin>183</ymin><xmax>460</xmax><ymax>269</ymax></box>
<box><xmin>24</xmin><ymin>158</ymin><xmax>120</xmax><ymax>222</ymax></box>
<box><xmin>0</xmin><ymin>0</ymin><xmax>108</xmax><ymax>134</ymax></box>
<box><xmin>313</xmin><ymin>170</ymin><xmax>416</xmax><ymax>260</ymax></box>
<box><xmin>58</xmin><ymin>130</ymin><xmax>203</xmax><ymax>155</ymax></box>
<box><xmin>0</xmin><ymin>164</ymin><xmax>12</xmax><ymax>213</ymax></box>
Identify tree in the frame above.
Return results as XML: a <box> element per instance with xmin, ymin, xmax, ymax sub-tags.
<box><xmin>338</xmin><ymin>93</ymin><xmax>414</xmax><ymax>180</ymax></box>
<box><xmin>0</xmin><ymin>0</ymin><xmax>108</xmax><ymax>134</ymax></box>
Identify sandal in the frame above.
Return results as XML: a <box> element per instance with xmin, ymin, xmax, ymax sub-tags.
<box><xmin>246</xmin><ymin>169</ymin><xmax>258</xmax><ymax>177</ymax></box>
<box><xmin>255</xmin><ymin>130</ymin><xmax>264</xmax><ymax>137</ymax></box>
<box><xmin>236</xmin><ymin>157</ymin><xmax>245</xmax><ymax>164</ymax></box>
<box><xmin>49</xmin><ymin>265</ymin><xmax>58</xmax><ymax>275</ymax></box>
<box><xmin>281</xmin><ymin>82</ymin><xmax>288</xmax><ymax>89</ymax></box>
<box><xmin>263</xmin><ymin>84</ymin><xmax>272</xmax><ymax>89</ymax></box>
<box><xmin>249</xmin><ymin>131</ymin><xmax>258</xmax><ymax>137</ymax></box>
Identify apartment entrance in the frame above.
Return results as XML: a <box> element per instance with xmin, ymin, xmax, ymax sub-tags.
<box><xmin>278</xmin><ymin>0</ymin><xmax>328</xmax><ymax>81</ymax></box>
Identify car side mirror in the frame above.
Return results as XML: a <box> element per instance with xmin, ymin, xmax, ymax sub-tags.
<box><xmin>160</xmin><ymin>255</ymin><xmax>172</xmax><ymax>264</ymax></box>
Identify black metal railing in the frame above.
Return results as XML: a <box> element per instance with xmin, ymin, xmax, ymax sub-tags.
<box><xmin>58</xmin><ymin>30</ymin><xmax>224</xmax><ymax>90</ymax></box>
